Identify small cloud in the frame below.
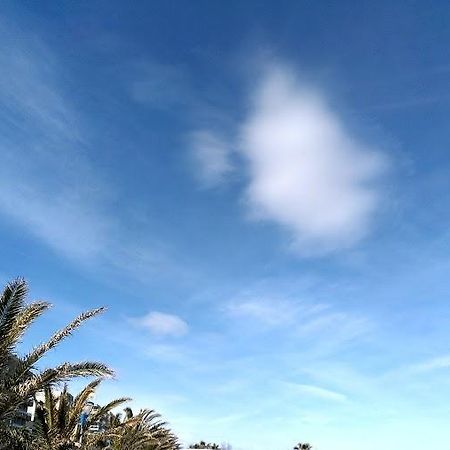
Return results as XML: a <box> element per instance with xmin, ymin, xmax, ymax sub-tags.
<box><xmin>223</xmin><ymin>288</ymin><xmax>372</xmax><ymax>355</ymax></box>
<box><xmin>285</xmin><ymin>382</ymin><xmax>347</xmax><ymax>402</ymax></box>
<box><xmin>297</xmin><ymin>311</ymin><xmax>371</xmax><ymax>343</ymax></box>
<box><xmin>0</xmin><ymin>24</ymin><xmax>191</xmax><ymax>284</ymax></box>
<box><xmin>133</xmin><ymin>311</ymin><xmax>189</xmax><ymax>337</ymax></box>
<box><xmin>409</xmin><ymin>355</ymin><xmax>450</xmax><ymax>374</ymax></box>
<box><xmin>144</xmin><ymin>343</ymin><xmax>189</xmax><ymax>364</ymax></box>
<box><xmin>225</xmin><ymin>297</ymin><xmax>299</xmax><ymax>327</ymax></box>
<box><xmin>211</xmin><ymin>413</ymin><xmax>249</xmax><ymax>425</ymax></box>
<box><xmin>189</xmin><ymin>130</ymin><xmax>233</xmax><ymax>187</ymax></box>
<box><xmin>240</xmin><ymin>64</ymin><xmax>388</xmax><ymax>255</ymax></box>
<box><xmin>128</xmin><ymin>61</ymin><xmax>191</xmax><ymax>108</ymax></box>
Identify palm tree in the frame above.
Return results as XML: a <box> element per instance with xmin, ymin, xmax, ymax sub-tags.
<box><xmin>32</xmin><ymin>379</ymin><xmax>131</xmax><ymax>450</ymax></box>
<box><xmin>106</xmin><ymin>408</ymin><xmax>181</xmax><ymax>450</ymax></box>
<box><xmin>294</xmin><ymin>443</ymin><xmax>313</xmax><ymax>450</ymax></box>
<box><xmin>0</xmin><ymin>278</ymin><xmax>113</xmax><ymax>449</ymax></box>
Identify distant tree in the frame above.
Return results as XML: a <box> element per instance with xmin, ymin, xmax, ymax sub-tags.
<box><xmin>189</xmin><ymin>442</ymin><xmax>220</xmax><ymax>449</ymax></box>
<box><xmin>294</xmin><ymin>443</ymin><xmax>313</xmax><ymax>450</ymax></box>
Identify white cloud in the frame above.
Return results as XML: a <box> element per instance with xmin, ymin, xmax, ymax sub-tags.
<box><xmin>189</xmin><ymin>130</ymin><xmax>233</xmax><ymax>186</ymax></box>
<box><xmin>0</xmin><ymin>186</ymin><xmax>110</xmax><ymax>261</ymax></box>
<box><xmin>296</xmin><ymin>311</ymin><xmax>371</xmax><ymax>344</ymax></box>
<box><xmin>225</xmin><ymin>297</ymin><xmax>299</xmax><ymax>326</ymax></box>
<box><xmin>0</xmin><ymin>21</ymin><xmax>188</xmax><ymax>284</ymax></box>
<box><xmin>0</xmin><ymin>21</ymin><xmax>108</xmax><ymax>261</ymax></box>
<box><xmin>240</xmin><ymin>65</ymin><xmax>387</xmax><ymax>255</ymax></box>
<box><xmin>135</xmin><ymin>311</ymin><xmax>189</xmax><ymax>337</ymax></box>
<box><xmin>0</xmin><ymin>22</ymin><xmax>81</xmax><ymax>144</ymax></box>
<box><xmin>409</xmin><ymin>355</ymin><xmax>450</xmax><ymax>373</ymax></box>
<box><xmin>285</xmin><ymin>382</ymin><xmax>347</xmax><ymax>402</ymax></box>
<box><xmin>224</xmin><ymin>293</ymin><xmax>369</xmax><ymax>347</ymax></box>
<box><xmin>129</xmin><ymin>61</ymin><xmax>191</xmax><ymax>108</ymax></box>
<box><xmin>223</xmin><ymin>289</ymin><xmax>373</xmax><ymax>361</ymax></box>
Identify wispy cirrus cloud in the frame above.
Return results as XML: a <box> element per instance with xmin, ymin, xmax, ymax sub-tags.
<box><xmin>0</xmin><ymin>20</ymin><xmax>109</xmax><ymax>262</ymax></box>
<box><xmin>408</xmin><ymin>355</ymin><xmax>450</xmax><ymax>374</ymax></box>
<box><xmin>296</xmin><ymin>310</ymin><xmax>372</xmax><ymax>345</ymax></box>
<box><xmin>284</xmin><ymin>382</ymin><xmax>348</xmax><ymax>402</ymax></box>
<box><xmin>0</xmin><ymin>22</ymin><xmax>81</xmax><ymax>144</ymax></box>
<box><xmin>0</xmin><ymin>21</ymin><xmax>186</xmax><ymax>284</ymax></box>
<box><xmin>225</xmin><ymin>296</ymin><xmax>301</xmax><ymax>327</ymax></box>
<box><xmin>128</xmin><ymin>61</ymin><xmax>193</xmax><ymax>108</ymax></box>
<box><xmin>224</xmin><ymin>291</ymin><xmax>370</xmax><ymax>348</ymax></box>
<box><xmin>188</xmin><ymin>130</ymin><xmax>233</xmax><ymax>187</ymax></box>
<box><xmin>127</xmin><ymin>59</ymin><xmax>236</xmax><ymax>187</ymax></box>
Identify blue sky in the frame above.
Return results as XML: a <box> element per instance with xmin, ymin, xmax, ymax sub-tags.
<box><xmin>1</xmin><ymin>1</ymin><xmax>450</xmax><ymax>449</ymax></box>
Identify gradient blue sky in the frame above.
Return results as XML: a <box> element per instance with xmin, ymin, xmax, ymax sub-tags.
<box><xmin>2</xmin><ymin>2</ymin><xmax>450</xmax><ymax>449</ymax></box>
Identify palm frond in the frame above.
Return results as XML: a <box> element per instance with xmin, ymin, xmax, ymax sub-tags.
<box><xmin>68</xmin><ymin>377</ymin><xmax>103</xmax><ymax>430</ymax></box>
<box><xmin>56</xmin><ymin>384</ymin><xmax>69</xmax><ymax>434</ymax></box>
<box><xmin>0</xmin><ymin>421</ymin><xmax>33</xmax><ymax>450</ymax></box>
<box><xmin>0</xmin><ymin>278</ymin><xmax>28</xmax><ymax>353</ymax></box>
<box><xmin>23</xmin><ymin>307</ymin><xmax>106</xmax><ymax>367</ymax></box>
<box><xmin>3</xmin><ymin>302</ymin><xmax>51</xmax><ymax>362</ymax></box>
<box><xmin>32</xmin><ymin>400</ymin><xmax>52</xmax><ymax>448</ymax></box>
<box><xmin>44</xmin><ymin>386</ymin><xmax>56</xmax><ymax>430</ymax></box>
<box><xmin>15</xmin><ymin>361</ymin><xmax>114</xmax><ymax>398</ymax></box>
<box><xmin>89</xmin><ymin>397</ymin><xmax>132</xmax><ymax>424</ymax></box>
<box><xmin>123</xmin><ymin>406</ymin><xmax>134</xmax><ymax>420</ymax></box>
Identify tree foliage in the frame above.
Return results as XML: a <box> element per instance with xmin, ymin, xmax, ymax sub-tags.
<box><xmin>294</xmin><ymin>443</ymin><xmax>313</xmax><ymax>450</ymax></box>
<box><xmin>189</xmin><ymin>442</ymin><xmax>220</xmax><ymax>449</ymax></box>
<box><xmin>0</xmin><ymin>278</ymin><xmax>181</xmax><ymax>450</ymax></box>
